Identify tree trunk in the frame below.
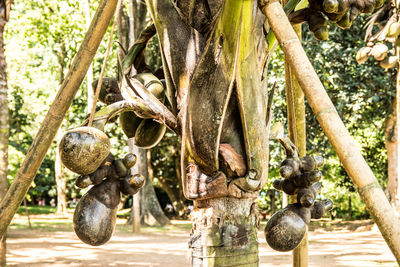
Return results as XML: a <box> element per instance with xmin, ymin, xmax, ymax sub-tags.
<box><xmin>0</xmin><ymin>2</ymin><xmax>10</xmax><ymax>265</ymax></box>
<box><xmin>55</xmin><ymin>143</ymin><xmax>67</xmax><ymax>215</ymax></box>
<box><xmin>55</xmin><ymin>42</ymin><xmax>67</xmax><ymax>215</ymax></box>
<box><xmin>190</xmin><ymin>198</ymin><xmax>259</xmax><ymax>266</ymax></box>
<box><xmin>138</xmin><ymin>148</ymin><xmax>170</xmax><ymax>226</ymax></box>
<box><xmin>268</xmin><ymin>190</ymin><xmax>275</xmax><ymax>215</ymax></box>
<box><xmin>158</xmin><ymin>179</ymin><xmax>186</xmax><ymax>217</ymax></box>
<box><xmin>386</xmin><ymin>82</ymin><xmax>400</xmax><ymax>214</ymax></box>
<box><xmin>82</xmin><ymin>0</ymin><xmax>94</xmax><ymax>112</ymax></box>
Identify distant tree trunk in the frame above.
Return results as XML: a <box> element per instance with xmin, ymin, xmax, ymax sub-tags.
<box><xmin>55</xmin><ymin>142</ymin><xmax>67</xmax><ymax>215</ymax></box>
<box><xmin>0</xmin><ymin>1</ymin><xmax>10</xmax><ymax>266</ymax></box>
<box><xmin>385</xmin><ymin>102</ymin><xmax>399</xmax><ymax>214</ymax></box>
<box><xmin>82</xmin><ymin>0</ymin><xmax>94</xmax><ymax>112</ymax></box>
<box><xmin>158</xmin><ymin>179</ymin><xmax>186</xmax><ymax>217</ymax></box>
<box><xmin>268</xmin><ymin>190</ymin><xmax>275</xmax><ymax>215</ymax></box>
<box><xmin>139</xmin><ymin>148</ymin><xmax>170</xmax><ymax>226</ymax></box>
<box><xmin>55</xmin><ymin>40</ymin><xmax>67</xmax><ymax>215</ymax></box>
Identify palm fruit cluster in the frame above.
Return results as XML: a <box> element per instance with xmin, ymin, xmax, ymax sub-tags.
<box><xmin>356</xmin><ymin>12</ymin><xmax>400</xmax><ymax>69</ymax></box>
<box><xmin>92</xmin><ymin>72</ymin><xmax>167</xmax><ymax>149</ymax></box>
<box><xmin>289</xmin><ymin>0</ymin><xmax>386</xmax><ymax>40</ymax></box>
<box><xmin>264</xmin><ymin>139</ymin><xmax>333</xmax><ymax>251</ymax></box>
<box><xmin>59</xmin><ymin>126</ymin><xmax>145</xmax><ymax>246</ymax></box>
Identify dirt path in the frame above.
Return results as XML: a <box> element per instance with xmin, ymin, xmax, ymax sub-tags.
<box><xmin>5</xmin><ymin>218</ymin><xmax>397</xmax><ymax>267</ymax></box>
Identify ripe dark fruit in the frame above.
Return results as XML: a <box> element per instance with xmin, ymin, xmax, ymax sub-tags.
<box><xmin>323</xmin><ymin>0</ymin><xmax>339</xmax><ymax>13</ymax></box>
<box><xmin>119</xmin><ymin>111</ymin><xmax>143</xmax><ymax>138</ymax></box>
<box><xmin>265</xmin><ymin>204</ymin><xmax>309</xmax><ymax>251</ymax></box>
<box><xmin>123</xmin><ymin>153</ymin><xmax>137</xmax><ymax>169</ymax></box>
<box><xmin>336</xmin><ymin>11</ymin><xmax>352</xmax><ymax>29</ymax></box>
<box><xmin>75</xmin><ymin>175</ymin><xmax>92</xmax><ymax>188</ymax></box>
<box><xmin>92</xmin><ymin>78</ymin><xmax>121</xmax><ymax>105</ymax></box>
<box><xmin>73</xmin><ymin>179</ymin><xmax>120</xmax><ymax>246</ymax></box>
<box><xmin>134</xmin><ymin>119</ymin><xmax>166</xmax><ymax>149</ymax></box>
<box><xmin>59</xmin><ymin>127</ymin><xmax>111</xmax><ymax>175</ymax></box>
<box><xmin>311</xmin><ymin>199</ymin><xmax>333</xmax><ymax>219</ymax></box>
<box><xmin>120</xmin><ymin>174</ymin><xmax>145</xmax><ymax>195</ymax></box>
<box><xmin>313</xmin><ymin>26</ymin><xmax>329</xmax><ymax>41</ymax></box>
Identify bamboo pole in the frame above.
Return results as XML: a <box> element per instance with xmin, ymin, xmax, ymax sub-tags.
<box><xmin>259</xmin><ymin>0</ymin><xmax>400</xmax><ymax>263</ymax></box>
<box><xmin>0</xmin><ymin>0</ymin><xmax>118</xmax><ymax>238</ymax></box>
<box><xmin>285</xmin><ymin>24</ymin><xmax>308</xmax><ymax>267</ymax></box>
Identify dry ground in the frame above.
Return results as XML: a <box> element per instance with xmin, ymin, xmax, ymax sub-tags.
<box><xmin>4</xmin><ymin>214</ymin><xmax>397</xmax><ymax>267</ymax></box>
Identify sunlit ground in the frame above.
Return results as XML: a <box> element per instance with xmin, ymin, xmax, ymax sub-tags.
<box><xmin>5</xmin><ymin>212</ymin><xmax>397</xmax><ymax>267</ymax></box>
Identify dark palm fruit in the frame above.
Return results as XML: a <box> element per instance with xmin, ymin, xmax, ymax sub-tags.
<box><xmin>134</xmin><ymin>119</ymin><xmax>167</xmax><ymax>149</ymax></box>
<box><xmin>297</xmin><ymin>182</ymin><xmax>322</xmax><ymax>207</ymax></box>
<box><xmin>119</xmin><ymin>111</ymin><xmax>143</xmax><ymax>138</ymax></box>
<box><xmin>336</xmin><ymin>0</ymin><xmax>350</xmax><ymax>14</ymax></box>
<box><xmin>323</xmin><ymin>0</ymin><xmax>339</xmax><ymax>13</ymax></box>
<box><xmin>324</xmin><ymin>12</ymin><xmax>343</xmax><ymax>22</ymax></box>
<box><xmin>313</xmin><ymin>26</ymin><xmax>329</xmax><ymax>41</ymax></box>
<box><xmin>75</xmin><ymin>175</ymin><xmax>92</xmax><ymax>188</ymax></box>
<box><xmin>309</xmin><ymin>0</ymin><xmax>324</xmax><ymax>11</ymax></box>
<box><xmin>59</xmin><ymin>127</ymin><xmax>111</xmax><ymax>175</ymax></box>
<box><xmin>273</xmin><ymin>179</ymin><xmax>296</xmax><ymax>195</ymax></box>
<box><xmin>265</xmin><ymin>204</ymin><xmax>310</xmax><ymax>251</ymax></box>
<box><xmin>120</xmin><ymin>174</ymin><xmax>145</xmax><ymax>195</ymax></box>
<box><xmin>293</xmin><ymin>170</ymin><xmax>322</xmax><ymax>187</ymax></box>
<box><xmin>300</xmin><ymin>155</ymin><xmax>324</xmax><ymax>172</ymax></box>
<box><xmin>289</xmin><ymin>8</ymin><xmax>310</xmax><ymax>24</ymax></box>
<box><xmin>308</xmin><ymin>12</ymin><xmax>327</xmax><ymax>33</ymax></box>
<box><xmin>92</xmin><ymin>78</ymin><xmax>120</xmax><ymax>104</ymax></box>
<box><xmin>311</xmin><ymin>199</ymin><xmax>333</xmax><ymax>219</ymax></box>
<box><xmin>280</xmin><ymin>158</ymin><xmax>300</xmax><ymax>178</ymax></box>
<box><xmin>123</xmin><ymin>153</ymin><xmax>137</xmax><ymax>169</ymax></box>
<box><xmin>73</xmin><ymin>179</ymin><xmax>120</xmax><ymax>246</ymax></box>
<box><xmin>336</xmin><ymin>11</ymin><xmax>352</xmax><ymax>29</ymax></box>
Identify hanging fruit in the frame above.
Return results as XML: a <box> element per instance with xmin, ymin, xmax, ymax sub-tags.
<box><xmin>264</xmin><ymin>137</ymin><xmax>333</xmax><ymax>252</ymax></box>
<box><xmin>59</xmin><ymin>127</ymin><xmax>111</xmax><ymax>175</ymax></box>
<box><xmin>73</xmin><ymin>179</ymin><xmax>121</xmax><ymax>246</ymax></box>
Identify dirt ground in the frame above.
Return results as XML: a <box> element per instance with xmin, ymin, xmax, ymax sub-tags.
<box><xmin>4</xmin><ymin>215</ymin><xmax>397</xmax><ymax>267</ymax></box>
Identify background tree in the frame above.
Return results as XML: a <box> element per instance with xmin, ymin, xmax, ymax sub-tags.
<box><xmin>0</xmin><ymin>1</ymin><xmax>10</xmax><ymax>265</ymax></box>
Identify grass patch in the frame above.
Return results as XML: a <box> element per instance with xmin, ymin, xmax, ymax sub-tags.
<box><xmin>17</xmin><ymin>205</ymin><xmax>57</xmax><ymax>215</ymax></box>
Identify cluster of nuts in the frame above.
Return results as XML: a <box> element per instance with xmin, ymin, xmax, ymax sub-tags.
<box><xmin>289</xmin><ymin>0</ymin><xmax>385</xmax><ymax>40</ymax></box>
<box><xmin>59</xmin><ymin>126</ymin><xmax>145</xmax><ymax>246</ymax></box>
<box><xmin>93</xmin><ymin>73</ymin><xmax>167</xmax><ymax>149</ymax></box>
<box><xmin>264</xmin><ymin>138</ymin><xmax>333</xmax><ymax>251</ymax></box>
<box><xmin>357</xmin><ymin>20</ymin><xmax>400</xmax><ymax>69</ymax></box>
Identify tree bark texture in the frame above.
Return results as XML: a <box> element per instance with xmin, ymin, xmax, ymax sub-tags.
<box><xmin>82</xmin><ymin>0</ymin><xmax>94</xmax><ymax>113</ymax></box>
<box><xmin>385</xmin><ymin>109</ymin><xmax>399</xmax><ymax>214</ymax></box>
<box><xmin>0</xmin><ymin>1</ymin><xmax>10</xmax><ymax>265</ymax></box>
<box><xmin>260</xmin><ymin>0</ymin><xmax>400</xmax><ymax>263</ymax></box>
<box><xmin>0</xmin><ymin>0</ymin><xmax>119</xmax><ymax>238</ymax></box>
<box><xmin>145</xmin><ymin>0</ymin><xmax>268</xmax><ymax>265</ymax></box>
<box><xmin>137</xmin><ymin>147</ymin><xmax>170</xmax><ymax>226</ymax></box>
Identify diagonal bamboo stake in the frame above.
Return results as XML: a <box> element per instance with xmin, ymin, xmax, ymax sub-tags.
<box><xmin>0</xmin><ymin>0</ymin><xmax>118</xmax><ymax>238</ymax></box>
<box><xmin>259</xmin><ymin>0</ymin><xmax>400</xmax><ymax>263</ymax></box>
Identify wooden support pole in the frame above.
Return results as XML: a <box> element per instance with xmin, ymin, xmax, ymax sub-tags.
<box><xmin>259</xmin><ymin>0</ymin><xmax>400</xmax><ymax>263</ymax></box>
<box><xmin>0</xmin><ymin>0</ymin><xmax>118</xmax><ymax>238</ymax></box>
<box><xmin>285</xmin><ymin>24</ymin><xmax>308</xmax><ymax>267</ymax></box>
